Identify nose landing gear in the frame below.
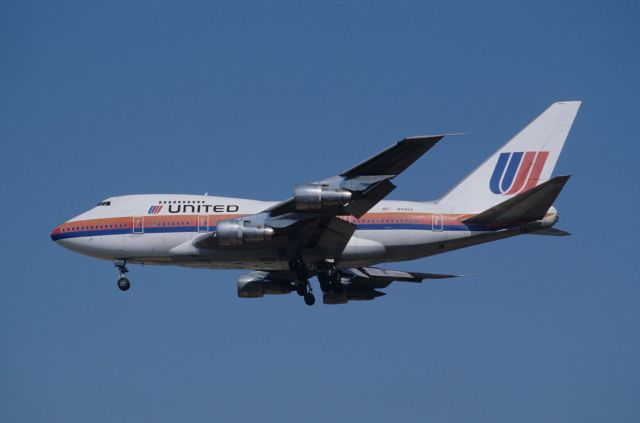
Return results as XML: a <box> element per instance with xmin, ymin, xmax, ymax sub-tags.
<box><xmin>117</xmin><ymin>277</ymin><xmax>130</xmax><ymax>291</ymax></box>
<box><xmin>114</xmin><ymin>259</ymin><xmax>130</xmax><ymax>292</ymax></box>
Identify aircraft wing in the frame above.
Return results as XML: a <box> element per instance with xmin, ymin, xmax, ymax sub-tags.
<box><xmin>198</xmin><ymin>135</ymin><xmax>445</xmax><ymax>259</ymax></box>
<box><xmin>237</xmin><ymin>266</ymin><xmax>460</xmax><ymax>304</ymax></box>
<box><xmin>261</xmin><ymin>136</ymin><xmax>444</xmax><ymax>258</ymax></box>
<box><xmin>265</xmin><ymin>135</ymin><xmax>444</xmax><ymax>218</ymax></box>
<box><xmin>340</xmin><ymin>266</ymin><xmax>459</xmax><ymax>287</ymax></box>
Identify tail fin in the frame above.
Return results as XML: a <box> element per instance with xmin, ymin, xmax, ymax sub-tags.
<box><xmin>438</xmin><ymin>101</ymin><xmax>580</xmax><ymax>212</ymax></box>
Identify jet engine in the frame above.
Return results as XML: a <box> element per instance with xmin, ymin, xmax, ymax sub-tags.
<box><xmin>216</xmin><ymin>219</ymin><xmax>274</xmax><ymax>246</ymax></box>
<box><xmin>322</xmin><ymin>284</ymin><xmax>386</xmax><ymax>304</ymax></box>
<box><xmin>293</xmin><ymin>184</ymin><xmax>352</xmax><ymax>210</ymax></box>
<box><xmin>237</xmin><ymin>271</ymin><xmax>295</xmax><ymax>298</ymax></box>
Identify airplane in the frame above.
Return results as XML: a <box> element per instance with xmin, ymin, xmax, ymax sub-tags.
<box><xmin>51</xmin><ymin>101</ymin><xmax>580</xmax><ymax>306</ymax></box>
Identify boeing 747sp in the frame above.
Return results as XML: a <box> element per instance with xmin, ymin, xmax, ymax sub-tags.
<box><xmin>51</xmin><ymin>102</ymin><xmax>580</xmax><ymax>305</ymax></box>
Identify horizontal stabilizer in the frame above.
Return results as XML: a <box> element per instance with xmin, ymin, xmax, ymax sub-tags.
<box><xmin>463</xmin><ymin>175</ymin><xmax>570</xmax><ymax>227</ymax></box>
<box><xmin>530</xmin><ymin>227</ymin><xmax>570</xmax><ymax>236</ymax></box>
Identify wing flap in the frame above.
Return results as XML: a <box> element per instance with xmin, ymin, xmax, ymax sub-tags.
<box><xmin>314</xmin><ymin>217</ymin><xmax>357</xmax><ymax>258</ymax></box>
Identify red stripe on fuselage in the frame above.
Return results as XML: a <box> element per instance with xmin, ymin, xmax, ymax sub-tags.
<box><xmin>53</xmin><ymin>211</ymin><xmax>491</xmax><ymax>236</ymax></box>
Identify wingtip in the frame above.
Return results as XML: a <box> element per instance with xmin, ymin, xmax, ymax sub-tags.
<box><xmin>554</xmin><ymin>174</ymin><xmax>572</xmax><ymax>183</ymax></box>
<box><xmin>402</xmin><ymin>135</ymin><xmax>444</xmax><ymax>142</ymax></box>
<box><xmin>554</xmin><ymin>100</ymin><xmax>582</xmax><ymax>105</ymax></box>
<box><xmin>551</xmin><ymin>101</ymin><xmax>582</xmax><ymax>114</ymax></box>
<box><xmin>401</xmin><ymin>133</ymin><xmax>467</xmax><ymax>144</ymax></box>
<box><xmin>416</xmin><ymin>272</ymin><xmax>466</xmax><ymax>280</ymax></box>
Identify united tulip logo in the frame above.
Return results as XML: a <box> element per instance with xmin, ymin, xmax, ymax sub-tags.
<box><xmin>148</xmin><ymin>205</ymin><xmax>163</xmax><ymax>214</ymax></box>
<box><xmin>490</xmin><ymin>151</ymin><xmax>549</xmax><ymax>195</ymax></box>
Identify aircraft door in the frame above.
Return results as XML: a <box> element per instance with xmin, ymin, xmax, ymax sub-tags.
<box><xmin>197</xmin><ymin>215</ymin><xmax>209</xmax><ymax>232</ymax></box>
<box><xmin>133</xmin><ymin>217</ymin><xmax>144</xmax><ymax>234</ymax></box>
<box><xmin>432</xmin><ymin>214</ymin><xmax>443</xmax><ymax>232</ymax></box>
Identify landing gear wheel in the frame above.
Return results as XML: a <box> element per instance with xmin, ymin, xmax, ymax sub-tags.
<box><xmin>296</xmin><ymin>284</ymin><xmax>307</xmax><ymax>296</ymax></box>
<box><xmin>304</xmin><ymin>293</ymin><xmax>316</xmax><ymax>306</ymax></box>
<box><xmin>117</xmin><ymin>277</ymin><xmax>130</xmax><ymax>291</ymax></box>
<box><xmin>114</xmin><ymin>259</ymin><xmax>130</xmax><ymax>292</ymax></box>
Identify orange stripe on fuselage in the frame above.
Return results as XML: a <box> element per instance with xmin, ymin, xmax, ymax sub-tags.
<box><xmin>55</xmin><ymin>211</ymin><xmax>492</xmax><ymax>234</ymax></box>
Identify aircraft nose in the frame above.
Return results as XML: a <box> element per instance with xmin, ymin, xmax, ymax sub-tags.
<box><xmin>51</xmin><ymin>224</ymin><xmax>63</xmax><ymax>242</ymax></box>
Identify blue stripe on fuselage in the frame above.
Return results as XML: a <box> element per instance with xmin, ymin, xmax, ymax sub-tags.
<box><xmin>51</xmin><ymin>222</ymin><xmax>513</xmax><ymax>241</ymax></box>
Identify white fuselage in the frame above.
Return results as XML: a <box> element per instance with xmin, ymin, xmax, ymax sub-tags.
<box><xmin>51</xmin><ymin>194</ymin><xmax>556</xmax><ymax>270</ymax></box>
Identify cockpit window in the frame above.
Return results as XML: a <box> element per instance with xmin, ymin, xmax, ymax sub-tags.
<box><xmin>97</xmin><ymin>201</ymin><xmax>111</xmax><ymax>206</ymax></box>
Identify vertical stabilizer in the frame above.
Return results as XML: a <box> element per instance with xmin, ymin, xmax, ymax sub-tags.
<box><xmin>438</xmin><ymin>101</ymin><xmax>580</xmax><ymax>212</ymax></box>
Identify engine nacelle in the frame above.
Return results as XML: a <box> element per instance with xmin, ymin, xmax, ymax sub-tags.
<box><xmin>216</xmin><ymin>219</ymin><xmax>274</xmax><ymax>246</ymax></box>
<box><xmin>237</xmin><ymin>272</ymin><xmax>295</xmax><ymax>298</ymax></box>
<box><xmin>322</xmin><ymin>285</ymin><xmax>385</xmax><ymax>304</ymax></box>
<box><xmin>293</xmin><ymin>184</ymin><xmax>352</xmax><ymax>210</ymax></box>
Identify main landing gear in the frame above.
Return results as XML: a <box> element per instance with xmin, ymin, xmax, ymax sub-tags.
<box><xmin>114</xmin><ymin>259</ymin><xmax>130</xmax><ymax>292</ymax></box>
<box><xmin>317</xmin><ymin>269</ymin><xmax>343</xmax><ymax>294</ymax></box>
<box><xmin>289</xmin><ymin>258</ymin><xmax>315</xmax><ymax>306</ymax></box>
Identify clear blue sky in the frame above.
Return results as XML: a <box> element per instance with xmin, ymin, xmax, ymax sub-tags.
<box><xmin>1</xmin><ymin>1</ymin><xmax>638</xmax><ymax>421</ymax></box>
